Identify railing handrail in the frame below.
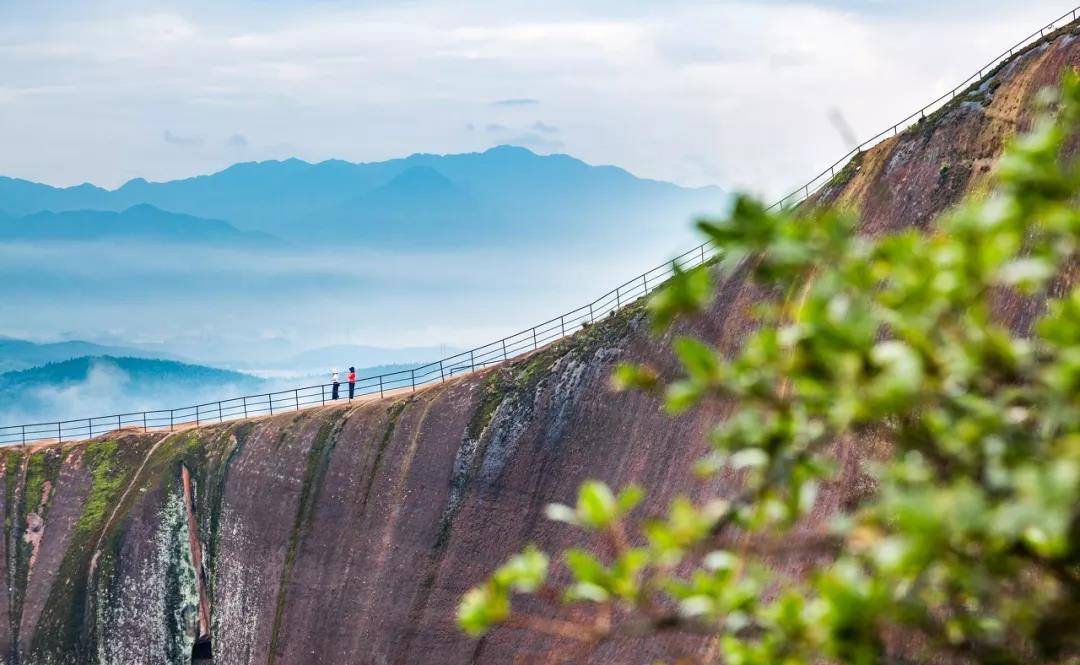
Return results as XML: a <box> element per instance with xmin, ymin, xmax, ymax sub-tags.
<box><xmin>765</xmin><ymin>5</ymin><xmax>1080</xmax><ymax>210</ymax></box>
<box><xmin>3</xmin><ymin>6</ymin><xmax>1078</xmax><ymax>447</ymax></box>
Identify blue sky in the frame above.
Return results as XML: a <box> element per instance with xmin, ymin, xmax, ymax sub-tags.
<box><xmin>0</xmin><ymin>1</ymin><xmax>1070</xmax><ymax>194</ymax></box>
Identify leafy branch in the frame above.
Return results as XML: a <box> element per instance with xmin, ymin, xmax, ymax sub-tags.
<box><xmin>457</xmin><ymin>74</ymin><xmax>1080</xmax><ymax>665</ymax></box>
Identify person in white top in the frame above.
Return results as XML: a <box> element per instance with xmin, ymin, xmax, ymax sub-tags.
<box><xmin>330</xmin><ymin>368</ymin><xmax>340</xmax><ymax>400</ymax></box>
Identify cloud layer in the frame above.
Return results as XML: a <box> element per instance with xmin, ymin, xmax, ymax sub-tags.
<box><xmin>0</xmin><ymin>0</ymin><xmax>1067</xmax><ymax>193</ymax></box>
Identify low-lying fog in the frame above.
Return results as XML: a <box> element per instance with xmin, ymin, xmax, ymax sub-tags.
<box><xmin>0</xmin><ymin>231</ymin><xmax>699</xmax><ymax>428</ymax></box>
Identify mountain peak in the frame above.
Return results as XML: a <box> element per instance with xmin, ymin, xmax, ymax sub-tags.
<box><xmin>483</xmin><ymin>144</ymin><xmax>537</xmax><ymax>158</ymax></box>
<box><xmin>374</xmin><ymin>165</ymin><xmax>459</xmax><ymax>198</ymax></box>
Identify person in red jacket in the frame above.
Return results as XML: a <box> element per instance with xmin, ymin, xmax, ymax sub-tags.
<box><xmin>348</xmin><ymin>366</ymin><xmax>356</xmax><ymax>399</ymax></box>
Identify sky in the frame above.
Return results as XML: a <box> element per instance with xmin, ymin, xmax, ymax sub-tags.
<box><xmin>0</xmin><ymin>0</ymin><xmax>1072</xmax><ymax>196</ymax></box>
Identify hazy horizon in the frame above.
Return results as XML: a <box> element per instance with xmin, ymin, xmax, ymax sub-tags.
<box><xmin>4</xmin><ymin>145</ymin><xmax>723</xmax><ymax>193</ymax></box>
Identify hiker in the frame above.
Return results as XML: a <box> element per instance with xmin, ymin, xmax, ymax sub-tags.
<box><xmin>331</xmin><ymin>368</ymin><xmax>340</xmax><ymax>400</ymax></box>
<box><xmin>348</xmin><ymin>366</ymin><xmax>356</xmax><ymax>399</ymax></box>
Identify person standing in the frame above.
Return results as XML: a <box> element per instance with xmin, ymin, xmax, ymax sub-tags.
<box><xmin>348</xmin><ymin>366</ymin><xmax>356</xmax><ymax>400</ymax></box>
<box><xmin>331</xmin><ymin>368</ymin><xmax>340</xmax><ymax>400</ymax></box>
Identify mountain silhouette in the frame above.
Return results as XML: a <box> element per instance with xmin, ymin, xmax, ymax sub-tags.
<box><xmin>0</xmin><ymin>336</ymin><xmax>178</xmax><ymax>373</ymax></box>
<box><xmin>0</xmin><ymin>204</ymin><xmax>280</xmax><ymax>245</ymax></box>
<box><xmin>0</xmin><ymin>146</ymin><xmax>722</xmax><ymax>247</ymax></box>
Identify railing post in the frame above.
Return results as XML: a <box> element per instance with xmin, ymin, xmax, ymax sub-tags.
<box><xmin>701</xmin><ymin>244</ymin><xmax>706</xmax><ymax>264</ymax></box>
<box><xmin>143</xmin><ymin>412</ymin><xmax>147</xmax><ymax>433</ymax></box>
<box><xmin>170</xmin><ymin>410</ymin><xmax>174</xmax><ymax>432</ymax></box>
<box><xmin>378</xmin><ymin>375</ymin><xmax>384</xmax><ymax>398</ymax></box>
<box><xmin>411</xmin><ymin>369</ymin><xmax>416</xmax><ymax>392</ymax></box>
<box><xmin>118</xmin><ymin>414</ymin><xmax>122</xmax><ymax>432</ymax></box>
<box><xmin>195</xmin><ymin>405</ymin><xmax>200</xmax><ymax>427</ymax></box>
<box><xmin>588</xmin><ymin>302</ymin><xmax>594</xmax><ymax>323</ymax></box>
<box><xmin>321</xmin><ymin>385</ymin><xmax>325</xmax><ymax>406</ymax></box>
<box><xmin>616</xmin><ymin>287</ymin><xmax>621</xmax><ymax>310</ymax></box>
<box><xmin>469</xmin><ymin>350</ymin><xmax>475</xmax><ymax>372</ymax></box>
<box><xmin>21</xmin><ymin>425</ymin><xmax>26</xmax><ymax>445</ymax></box>
<box><xmin>58</xmin><ymin>422</ymin><xmax>62</xmax><ymax>443</ymax></box>
<box><xmin>502</xmin><ymin>339</ymin><xmax>508</xmax><ymax>361</ymax></box>
<box><xmin>88</xmin><ymin>419</ymin><xmax>93</xmax><ymax>439</ymax></box>
<box><xmin>267</xmin><ymin>394</ymin><xmax>273</xmax><ymax>415</ymax></box>
<box><xmin>439</xmin><ymin>360</ymin><xmax>445</xmax><ymax>382</ymax></box>
<box><xmin>242</xmin><ymin>396</ymin><xmax>248</xmax><ymax>418</ymax></box>
<box><xmin>560</xmin><ymin>315</ymin><xmax>565</xmax><ymax>337</ymax></box>
<box><xmin>642</xmin><ymin>274</ymin><xmax>648</xmax><ymax>293</ymax></box>
<box><xmin>294</xmin><ymin>389</ymin><xmax>300</xmax><ymax>410</ymax></box>
<box><xmin>218</xmin><ymin>402</ymin><xmax>223</xmax><ymax>423</ymax></box>
<box><xmin>532</xmin><ymin>328</ymin><xmax>538</xmax><ymax>350</ymax></box>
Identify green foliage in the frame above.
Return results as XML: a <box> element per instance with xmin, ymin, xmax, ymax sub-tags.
<box><xmin>458</xmin><ymin>74</ymin><xmax>1080</xmax><ymax>663</ymax></box>
<box><xmin>457</xmin><ymin>545</ymin><xmax>549</xmax><ymax>636</ymax></box>
<box><xmin>610</xmin><ymin>362</ymin><xmax>660</xmax><ymax>393</ymax></box>
<box><xmin>563</xmin><ymin>546</ymin><xmax>649</xmax><ymax>603</ymax></box>
<box><xmin>647</xmin><ymin>261</ymin><xmax>712</xmax><ymax>331</ymax></box>
<box><xmin>544</xmin><ymin>480</ymin><xmax>644</xmax><ymax>529</ymax></box>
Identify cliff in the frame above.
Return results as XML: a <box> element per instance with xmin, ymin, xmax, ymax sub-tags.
<box><xmin>2</xmin><ymin>22</ymin><xmax>1079</xmax><ymax>665</ymax></box>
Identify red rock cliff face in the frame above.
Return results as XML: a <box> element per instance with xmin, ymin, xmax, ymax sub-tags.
<box><xmin>1</xmin><ymin>23</ymin><xmax>1078</xmax><ymax>665</ymax></box>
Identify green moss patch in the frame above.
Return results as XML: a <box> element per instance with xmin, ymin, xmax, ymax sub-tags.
<box><xmin>27</xmin><ymin>436</ymin><xmax>156</xmax><ymax>661</ymax></box>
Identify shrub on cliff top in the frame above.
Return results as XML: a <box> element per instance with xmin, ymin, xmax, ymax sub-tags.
<box><xmin>457</xmin><ymin>74</ymin><xmax>1080</xmax><ymax>664</ymax></box>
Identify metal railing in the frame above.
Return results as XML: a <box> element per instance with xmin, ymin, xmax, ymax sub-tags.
<box><xmin>765</xmin><ymin>5</ymin><xmax>1080</xmax><ymax>211</ymax></box>
<box><xmin>2</xmin><ymin>6</ymin><xmax>1077</xmax><ymax>447</ymax></box>
<box><xmin>0</xmin><ymin>242</ymin><xmax>718</xmax><ymax>446</ymax></box>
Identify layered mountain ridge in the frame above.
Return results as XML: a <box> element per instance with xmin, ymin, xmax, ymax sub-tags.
<box><xmin>0</xmin><ymin>205</ymin><xmax>279</xmax><ymax>246</ymax></box>
<box><xmin>0</xmin><ymin>146</ymin><xmax>721</xmax><ymax>247</ymax></box>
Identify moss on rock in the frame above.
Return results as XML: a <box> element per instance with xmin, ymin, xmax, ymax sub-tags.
<box><xmin>27</xmin><ymin>436</ymin><xmax>155</xmax><ymax>662</ymax></box>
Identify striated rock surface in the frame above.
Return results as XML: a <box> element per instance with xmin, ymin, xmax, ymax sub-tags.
<box><xmin>1</xmin><ymin>22</ymin><xmax>1079</xmax><ymax>665</ymax></box>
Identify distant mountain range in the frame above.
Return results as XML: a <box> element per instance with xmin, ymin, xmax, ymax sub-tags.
<box><xmin>0</xmin><ymin>204</ymin><xmax>279</xmax><ymax>246</ymax></box>
<box><xmin>0</xmin><ymin>355</ymin><xmax>264</xmax><ymax>424</ymax></box>
<box><xmin>0</xmin><ymin>336</ymin><xmax>458</xmax><ymax>377</ymax></box>
<box><xmin>0</xmin><ymin>337</ymin><xmax>177</xmax><ymax>373</ymax></box>
<box><xmin>0</xmin><ymin>356</ymin><xmax>260</xmax><ymax>393</ymax></box>
<box><xmin>0</xmin><ymin>146</ymin><xmax>722</xmax><ymax>247</ymax></box>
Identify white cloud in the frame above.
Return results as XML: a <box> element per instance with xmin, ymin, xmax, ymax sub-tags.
<box><xmin>163</xmin><ymin>129</ymin><xmax>203</xmax><ymax>146</ymax></box>
<box><xmin>491</xmin><ymin>98</ymin><xmax>539</xmax><ymax>107</ymax></box>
